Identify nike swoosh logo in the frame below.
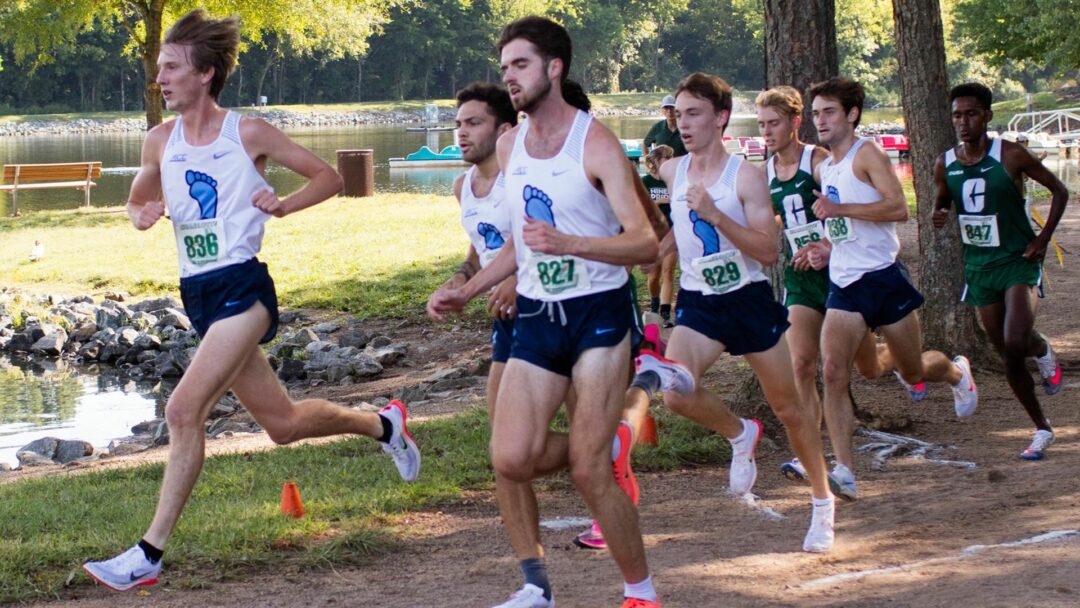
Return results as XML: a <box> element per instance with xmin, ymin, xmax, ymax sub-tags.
<box><xmin>130</xmin><ymin>569</ymin><xmax>155</xmax><ymax>581</ymax></box>
<box><xmin>897</xmin><ymin>299</ymin><xmax>912</xmax><ymax>310</ymax></box>
<box><xmin>213</xmin><ymin>151</ymin><xmax>231</xmax><ymax>159</ymax></box>
<box><xmin>796</xmin><ymin>180</ymin><xmax>806</xmax><ymax>188</ymax></box>
<box><xmin>595</xmin><ymin>328</ymin><xmax>616</xmax><ymax>335</ymax></box>
<box><xmin>224</xmin><ymin>300</ymin><xmax>243</xmax><ymax>307</ymax></box>
<box><xmin>980</xmin><ymin>166</ymin><xmax>992</xmax><ymax>173</ymax></box>
<box><xmin>552</xmin><ymin>168</ymin><xmax>569</xmax><ymax>176</ymax></box>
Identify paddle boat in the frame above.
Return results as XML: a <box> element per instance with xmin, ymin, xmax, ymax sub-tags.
<box><xmin>388</xmin><ymin>145</ymin><xmax>467</xmax><ymax>168</ymax></box>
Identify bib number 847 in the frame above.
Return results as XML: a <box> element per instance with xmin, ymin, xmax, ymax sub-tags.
<box><xmin>963</xmin><ymin>223</ymin><xmax>993</xmax><ymax>244</ymax></box>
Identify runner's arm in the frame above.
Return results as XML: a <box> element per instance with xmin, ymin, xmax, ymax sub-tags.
<box><xmin>1007</xmin><ymin>141</ymin><xmax>1070</xmax><ymax>243</ymax></box>
<box><xmin>813</xmin><ymin>143</ymin><xmax>908</xmax><ymax>222</ymax></box>
<box><xmin>240</xmin><ymin>117</ymin><xmax>343</xmax><ymax>217</ymax></box>
<box><xmin>706</xmin><ymin>162</ymin><xmax>780</xmax><ymax>266</ymax></box>
<box><xmin>931</xmin><ymin>154</ymin><xmax>953</xmax><ymax>229</ymax></box>
<box><xmin>126</xmin><ymin>124</ymin><xmax>169</xmax><ymax>230</ymax></box>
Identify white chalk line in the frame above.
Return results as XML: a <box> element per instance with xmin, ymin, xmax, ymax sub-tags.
<box><xmin>797</xmin><ymin>529</ymin><xmax>1080</xmax><ymax>590</ymax></box>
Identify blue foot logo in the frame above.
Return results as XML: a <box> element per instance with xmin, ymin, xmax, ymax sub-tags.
<box><xmin>689</xmin><ymin>210</ymin><xmax>720</xmax><ymax>255</ymax></box>
<box><xmin>826</xmin><ymin>185</ymin><xmax>841</xmax><ymax>203</ymax></box>
<box><xmin>186</xmin><ymin>170</ymin><xmax>219</xmax><ymax>219</ymax></box>
<box><xmin>477</xmin><ymin>222</ymin><xmax>505</xmax><ymax>250</ymax></box>
<box><xmin>523</xmin><ymin>185</ymin><xmax>555</xmax><ymax>226</ymax></box>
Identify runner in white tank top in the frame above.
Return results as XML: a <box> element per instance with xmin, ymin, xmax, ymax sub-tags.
<box><xmin>84</xmin><ymin>11</ymin><xmax>421</xmax><ymax>593</ymax></box>
<box><xmin>809</xmin><ymin>77</ymin><xmax>977</xmax><ymax>502</ymax></box>
<box><xmin>426</xmin><ymin>20</ymin><xmax>681</xmax><ymax>607</ymax></box>
<box><xmin>653</xmin><ymin>72</ymin><xmax>837</xmax><ymax>554</ymax></box>
<box><xmin>161</xmin><ymin>110</ymin><xmax>271</xmax><ymax>278</ymax></box>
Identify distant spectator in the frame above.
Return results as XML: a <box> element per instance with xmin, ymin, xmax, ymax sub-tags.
<box><xmin>644</xmin><ymin>95</ymin><xmax>687</xmax><ymax>157</ymax></box>
<box><xmin>29</xmin><ymin>240</ymin><xmax>44</xmax><ymax>262</ymax></box>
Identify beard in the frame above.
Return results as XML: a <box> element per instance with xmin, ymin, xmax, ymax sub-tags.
<box><xmin>462</xmin><ymin>136</ymin><xmax>497</xmax><ymax>164</ymax></box>
<box><xmin>513</xmin><ymin>77</ymin><xmax>553</xmax><ymax>114</ymax></box>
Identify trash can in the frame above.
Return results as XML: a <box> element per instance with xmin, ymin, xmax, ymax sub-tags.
<box><xmin>336</xmin><ymin>149</ymin><xmax>374</xmax><ymax>197</ymax></box>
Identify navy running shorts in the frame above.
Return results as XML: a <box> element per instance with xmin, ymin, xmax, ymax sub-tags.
<box><xmin>179</xmin><ymin>257</ymin><xmax>279</xmax><ymax>344</ymax></box>
<box><xmin>675</xmin><ymin>281</ymin><xmax>789</xmax><ymax>356</ymax></box>
<box><xmin>826</xmin><ymin>261</ymin><xmax>924</xmax><ymax>330</ymax></box>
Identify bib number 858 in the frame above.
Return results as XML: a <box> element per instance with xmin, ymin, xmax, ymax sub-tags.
<box><xmin>537</xmin><ymin>258</ymin><xmax>575</xmax><ymax>287</ymax></box>
<box><xmin>702</xmin><ymin>261</ymin><xmax>741</xmax><ymax>288</ymax></box>
<box><xmin>184</xmin><ymin>233</ymin><xmax>219</xmax><ymax>260</ymax></box>
<box><xmin>794</xmin><ymin>232</ymin><xmax>822</xmax><ymax>249</ymax></box>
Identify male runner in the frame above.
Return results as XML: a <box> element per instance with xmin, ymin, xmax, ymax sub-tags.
<box><xmin>642</xmin><ymin>145</ymin><xmax>678</xmax><ymax>327</ymax></box>
<box><xmin>83</xmin><ymin>10</ymin><xmax>420</xmax><ymax>591</ymax></box>
<box><xmin>429</xmin><ymin>16</ymin><xmax>677</xmax><ymax>608</ymax></box>
<box><xmin>654</xmin><ymin>73</ymin><xmax>835</xmax><ymax>552</ymax></box>
<box><xmin>756</xmin><ymin>86</ymin><xmax>900</xmax><ymax>489</ymax></box>
<box><xmin>810</xmin><ymin>77</ymin><xmax>978</xmax><ymax>498</ymax></box>
<box><xmin>934</xmin><ymin>82</ymin><xmax>1067</xmax><ymax>460</ymax></box>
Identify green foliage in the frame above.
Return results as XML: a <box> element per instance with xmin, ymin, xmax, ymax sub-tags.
<box><xmin>955</xmin><ymin>0</ymin><xmax>1080</xmax><ymax>75</ymax></box>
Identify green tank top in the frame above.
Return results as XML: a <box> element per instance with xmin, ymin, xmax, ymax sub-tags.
<box><xmin>944</xmin><ymin>138</ymin><xmax>1035</xmax><ymax>270</ymax></box>
<box><xmin>768</xmin><ymin>144</ymin><xmax>822</xmax><ymax>258</ymax></box>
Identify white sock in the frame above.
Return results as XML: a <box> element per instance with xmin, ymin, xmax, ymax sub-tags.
<box><xmin>624</xmin><ymin>575</ymin><xmax>657</xmax><ymax>602</ymax></box>
<box><xmin>812</xmin><ymin>495</ymin><xmax>835</xmax><ymax>509</ymax></box>
<box><xmin>611</xmin><ymin>428</ymin><xmax>623</xmax><ymax>462</ymax></box>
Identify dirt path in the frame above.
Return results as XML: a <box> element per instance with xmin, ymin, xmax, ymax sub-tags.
<box><xmin>29</xmin><ymin>199</ymin><xmax>1080</xmax><ymax>607</ymax></box>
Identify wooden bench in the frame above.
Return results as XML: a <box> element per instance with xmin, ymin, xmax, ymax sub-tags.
<box><xmin>1</xmin><ymin>161</ymin><xmax>102</xmax><ymax>216</ymax></box>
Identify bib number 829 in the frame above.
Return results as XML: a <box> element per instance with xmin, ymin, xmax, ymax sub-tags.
<box><xmin>702</xmin><ymin>261</ymin><xmax>741</xmax><ymax>288</ymax></box>
<box><xmin>537</xmin><ymin>258</ymin><xmax>575</xmax><ymax>287</ymax></box>
<box><xmin>184</xmin><ymin>233</ymin><xmax>219</xmax><ymax>260</ymax></box>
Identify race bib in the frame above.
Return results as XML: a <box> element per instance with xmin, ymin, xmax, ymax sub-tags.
<box><xmin>176</xmin><ymin>218</ymin><xmax>225</xmax><ymax>267</ymax></box>
<box><xmin>784</xmin><ymin>221</ymin><xmax>826</xmax><ymax>254</ymax></box>
<box><xmin>958</xmin><ymin>214</ymin><xmax>1000</xmax><ymax>247</ymax></box>
<box><xmin>824</xmin><ymin>216</ymin><xmax>856</xmax><ymax>244</ymax></box>
<box><xmin>528</xmin><ymin>253</ymin><xmax>591</xmax><ymax>296</ymax></box>
<box><xmin>479</xmin><ymin>248</ymin><xmax>501</xmax><ymax>268</ymax></box>
<box><xmin>691</xmin><ymin>250</ymin><xmax>750</xmax><ymax>295</ymax></box>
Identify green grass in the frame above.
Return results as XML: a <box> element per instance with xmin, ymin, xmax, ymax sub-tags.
<box><xmin>0</xmin><ymin>405</ymin><xmax>729</xmax><ymax>602</ymax></box>
<box><xmin>992</xmin><ymin>91</ymin><xmax>1078</xmax><ymax>115</ymax></box>
<box><xmin>0</xmin><ymin>194</ymin><xmax>472</xmax><ymax>319</ymax></box>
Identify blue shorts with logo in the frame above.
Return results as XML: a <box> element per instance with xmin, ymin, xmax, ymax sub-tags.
<box><xmin>675</xmin><ymin>281</ymin><xmax>789</xmax><ymax>356</ymax></box>
<box><xmin>179</xmin><ymin>257</ymin><xmax>279</xmax><ymax>344</ymax></box>
<box><xmin>491</xmin><ymin>317</ymin><xmax>515</xmax><ymax>363</ymax></box>
<box><xmin>826</xmin><ymin>261</ymin><xmax>924</xmax><ymax>330</ymax></box>
<box><xmin>511</xmin><ymin>282</ymin><xmax>640</xmax><ymax>377</ymax></box>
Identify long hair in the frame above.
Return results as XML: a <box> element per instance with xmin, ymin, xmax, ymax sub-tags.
<box><xmin>164</xmin><ymin>9</ymin><xmax>240</xmax><ymax>100</ymax></box>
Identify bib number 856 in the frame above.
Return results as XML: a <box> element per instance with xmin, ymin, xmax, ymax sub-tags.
<box><xmin>537</xmin><ymin>258</ymin><xmax>575</xmax><ymax>287</ymax></box>
<box><xmin>184</xmin><ymin>233</ymin><xmax>219</xmax><ymax>260</ymax></box>
<box><xmin>702</xmin><ymin>261</ymin><xmax>741</xmax><ymax>288</ymax></box>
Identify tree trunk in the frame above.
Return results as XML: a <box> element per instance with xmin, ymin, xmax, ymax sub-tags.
<box><xmin>763</xmin><ymin>0</ymin><xmax>838</xmax><ymax>145</ymax></box>
<box><xmin>138</xmin><ymin>0</ymin><xmax>165</xmax><ymax>129</ymax></box>
<box><xmin>254</xmin><ymin>37</ymin><xmax>283</xmax><ymax>106</ymax></box>
<box><xmin>892</xmin><ymin>0</ymin><xmax>986</xmax><ymax>357</ymax></box>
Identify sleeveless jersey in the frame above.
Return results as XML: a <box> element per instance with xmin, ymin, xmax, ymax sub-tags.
<box><xmin>642</xmin><ymin>173</ymin><xmax>668</xmax><ymax>202</ymax></box>
<box><xmin>944</xmin><ymin>138</ymin><xmax>1035</xmax><ymax>270</ymax></box>
<box><xmin>670</xmin><ymin>153</ymin><xmax>768</xmax><ymax>295</ymax></box>
<box><xmin>161</xmin><ymin>111</ymin><xmax>271</xmax><ymax>278</ymax></box>
<box><xmin>768</xmin><ymin>144</ymin><xmax>823</xmax><ymax>258</ymax></box>
<box><xmin>504</xmin><ymin>110</ymin><xmax>627</xmax><ymax>301</ymax></box>
<box><xmin>818</xmin><ymin>137</ymin><xmax>899</xmax><ymax>287</ymax></box>
<box><xmin>459</xmin><ymin>167</ymin><xmax>511</xmax><ymax>269</ymax></box>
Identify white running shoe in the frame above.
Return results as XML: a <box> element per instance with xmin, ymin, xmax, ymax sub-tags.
<box><xmin>893</xmin><ymin>370</ymin><xmax>927</xmax><ymax>401</ymax></box>
<box><xmin>379</xmin><ymin>400</ymin><xmax>421</xmax><ymax>482</ymax></box>
<box><xmin>1019</xmin><ymin>429</ymin><xmax>1055</xmax><ymax>461</ymax></box>
<box><xmin>728</xmin><ymin>418</ymin><xmax>762</xmax><ymax>495</ymax></box>
<box><xmin>491</xmin><ymin>583</ymin><xmax>555</xmax><ymax>608</ymax></box>
<box><xmin>803</xmin><ymin>498</ymin><xmax>835</xmax><ymax>553</ymax></box>
<box><xmin>830</xmin><ymin>464</ymin><xmax>857</xmax><ymax>501</ymax></box>
<box><xmin>634</xmin><ymin>350</ymin><xmax>694</xmax><ymax>394</ymax></box>
<box><xmin>951</xmin><ymin>356</ymin><xmax>978</xmax><ymax>418</ymax></box>
<box><xmin>83</xmin><ymin>545</ymin><xmax>161</xmax><ymax>591</ymax></box>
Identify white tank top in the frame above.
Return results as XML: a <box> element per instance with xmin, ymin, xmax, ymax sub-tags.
<box><xmin>670</xmin><ymin>153</ymin><xmax>768</xmax><ymax>295</ymax></box>
<box><xmin>818</xmin><ymin>137</ymin><xmax>899</xmax><ymax>287</ymax></box>
<box><xmin>504</xmin><ymin>110</ymin><xmax>628</xmax><ymax>301</ymax></box>
<box><xmin>161</xmin><ymin>111</ymin><xmax>272</xmax><ymax>278</ymax></box>
<box><xmin>460</xmin><ymin>167</ymin><xmax>511</xmax><ymax>269</ymax></box>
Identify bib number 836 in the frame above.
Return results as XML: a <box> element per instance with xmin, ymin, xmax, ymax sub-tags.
<box><xmin>702</xmin><ymin>261</ymin><xmax>741</xmax><ymax>288</ymax></box>
<box><xmin>537</xmin><ymin>258</ymin><xmax>575</xmax><ymax>287</ymax></box>
<box><xmin>184</xmin><ymin>233</ymin><xmax>219</xmax><ymax>260</ymax></box>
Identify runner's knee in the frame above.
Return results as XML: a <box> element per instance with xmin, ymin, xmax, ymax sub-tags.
<box><xmin>822</xmin><ymin>355</ymin><xmax>851</xmax><ymax>388</ymax></box>
<box><xmin>492</xmin><ymin>444</ymin><xmax>534</xmax><ymax>482</ymax></box>
<box><xmin>664</xmin><ymin>389</ymin><xmax>694</xmax><ymax>417</ymax></box>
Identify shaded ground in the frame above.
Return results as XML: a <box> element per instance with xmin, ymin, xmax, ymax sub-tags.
<box><xmin>23</xmin><ymin>199</ymin><xmax>1080</xmax><ymax>607</ymax></box>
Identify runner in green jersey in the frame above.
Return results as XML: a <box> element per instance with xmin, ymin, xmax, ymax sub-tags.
<box><xmin>933</xmin><ymin>82</ymin><xmax>1069</xmax><ymax>461</ymax></box>
<box><xmin>757</xmin><ymin>86</ymin><xmax>888</xmax><ymax>495</ymax></box>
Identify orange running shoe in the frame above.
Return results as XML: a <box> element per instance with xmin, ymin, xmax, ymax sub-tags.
<box><xmin>621</xmin><ymin>598</ymin><xmax>662</xmax><ymax>607</ymax></box>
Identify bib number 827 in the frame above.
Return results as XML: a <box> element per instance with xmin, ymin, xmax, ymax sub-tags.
<box><xmin>184</xmin><ymin>233</ymin><xmax>219</xmax><ymax>260</ymax></box>
<box><xmin>537</xmin><ymin>258</ymin><xmax>575</xmax><ymax>287</ymax></box>
<box><xmin>702</xmin><ymin>261</ymin><xmax>741</xmax><ymax>288</ymax></box>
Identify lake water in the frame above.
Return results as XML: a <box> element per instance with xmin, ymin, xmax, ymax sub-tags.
<box><xmin>1</xmin><ymin>111</ymin><xmax>1077</xmax><ymax>467</ymax></box>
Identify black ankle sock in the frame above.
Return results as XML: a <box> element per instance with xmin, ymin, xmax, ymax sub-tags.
<box><xmin>138</xmin><ymin>539</ymin><xmax>163</xmax><ymax>564</ymax></box>
<box><xmin>660</xmin><ymin>303</ymin><xmax>671</xmax><ymax>319</ymax></box>
<box><xmin>377</xmin><ymin>414</ymin><xmax>394</xmax><ymax>443</ymax></box>
<box><xmin>650</xmin><ymin>297</ymin><xmax>660</xmax><ymax>313</ymax></box>
<box><xmin>631</xmin><ymin>370</ymin><xmax>662</xmax><ymax>398</ymax></box>
<box><xmin>520</xmin><ymin>558</ymin><xmax>551</xmax><ymax>599</ymax></box>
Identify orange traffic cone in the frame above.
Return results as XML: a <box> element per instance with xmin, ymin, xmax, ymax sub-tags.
<box><xmin>281</xmin><ymin>481</ymin><xmax>305</xmax><ymax>518</ymax></box>
<box><xmin>639</xmin><ymin>414</ymin><xmax>659</xmax><ymax>447</ymax></box>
